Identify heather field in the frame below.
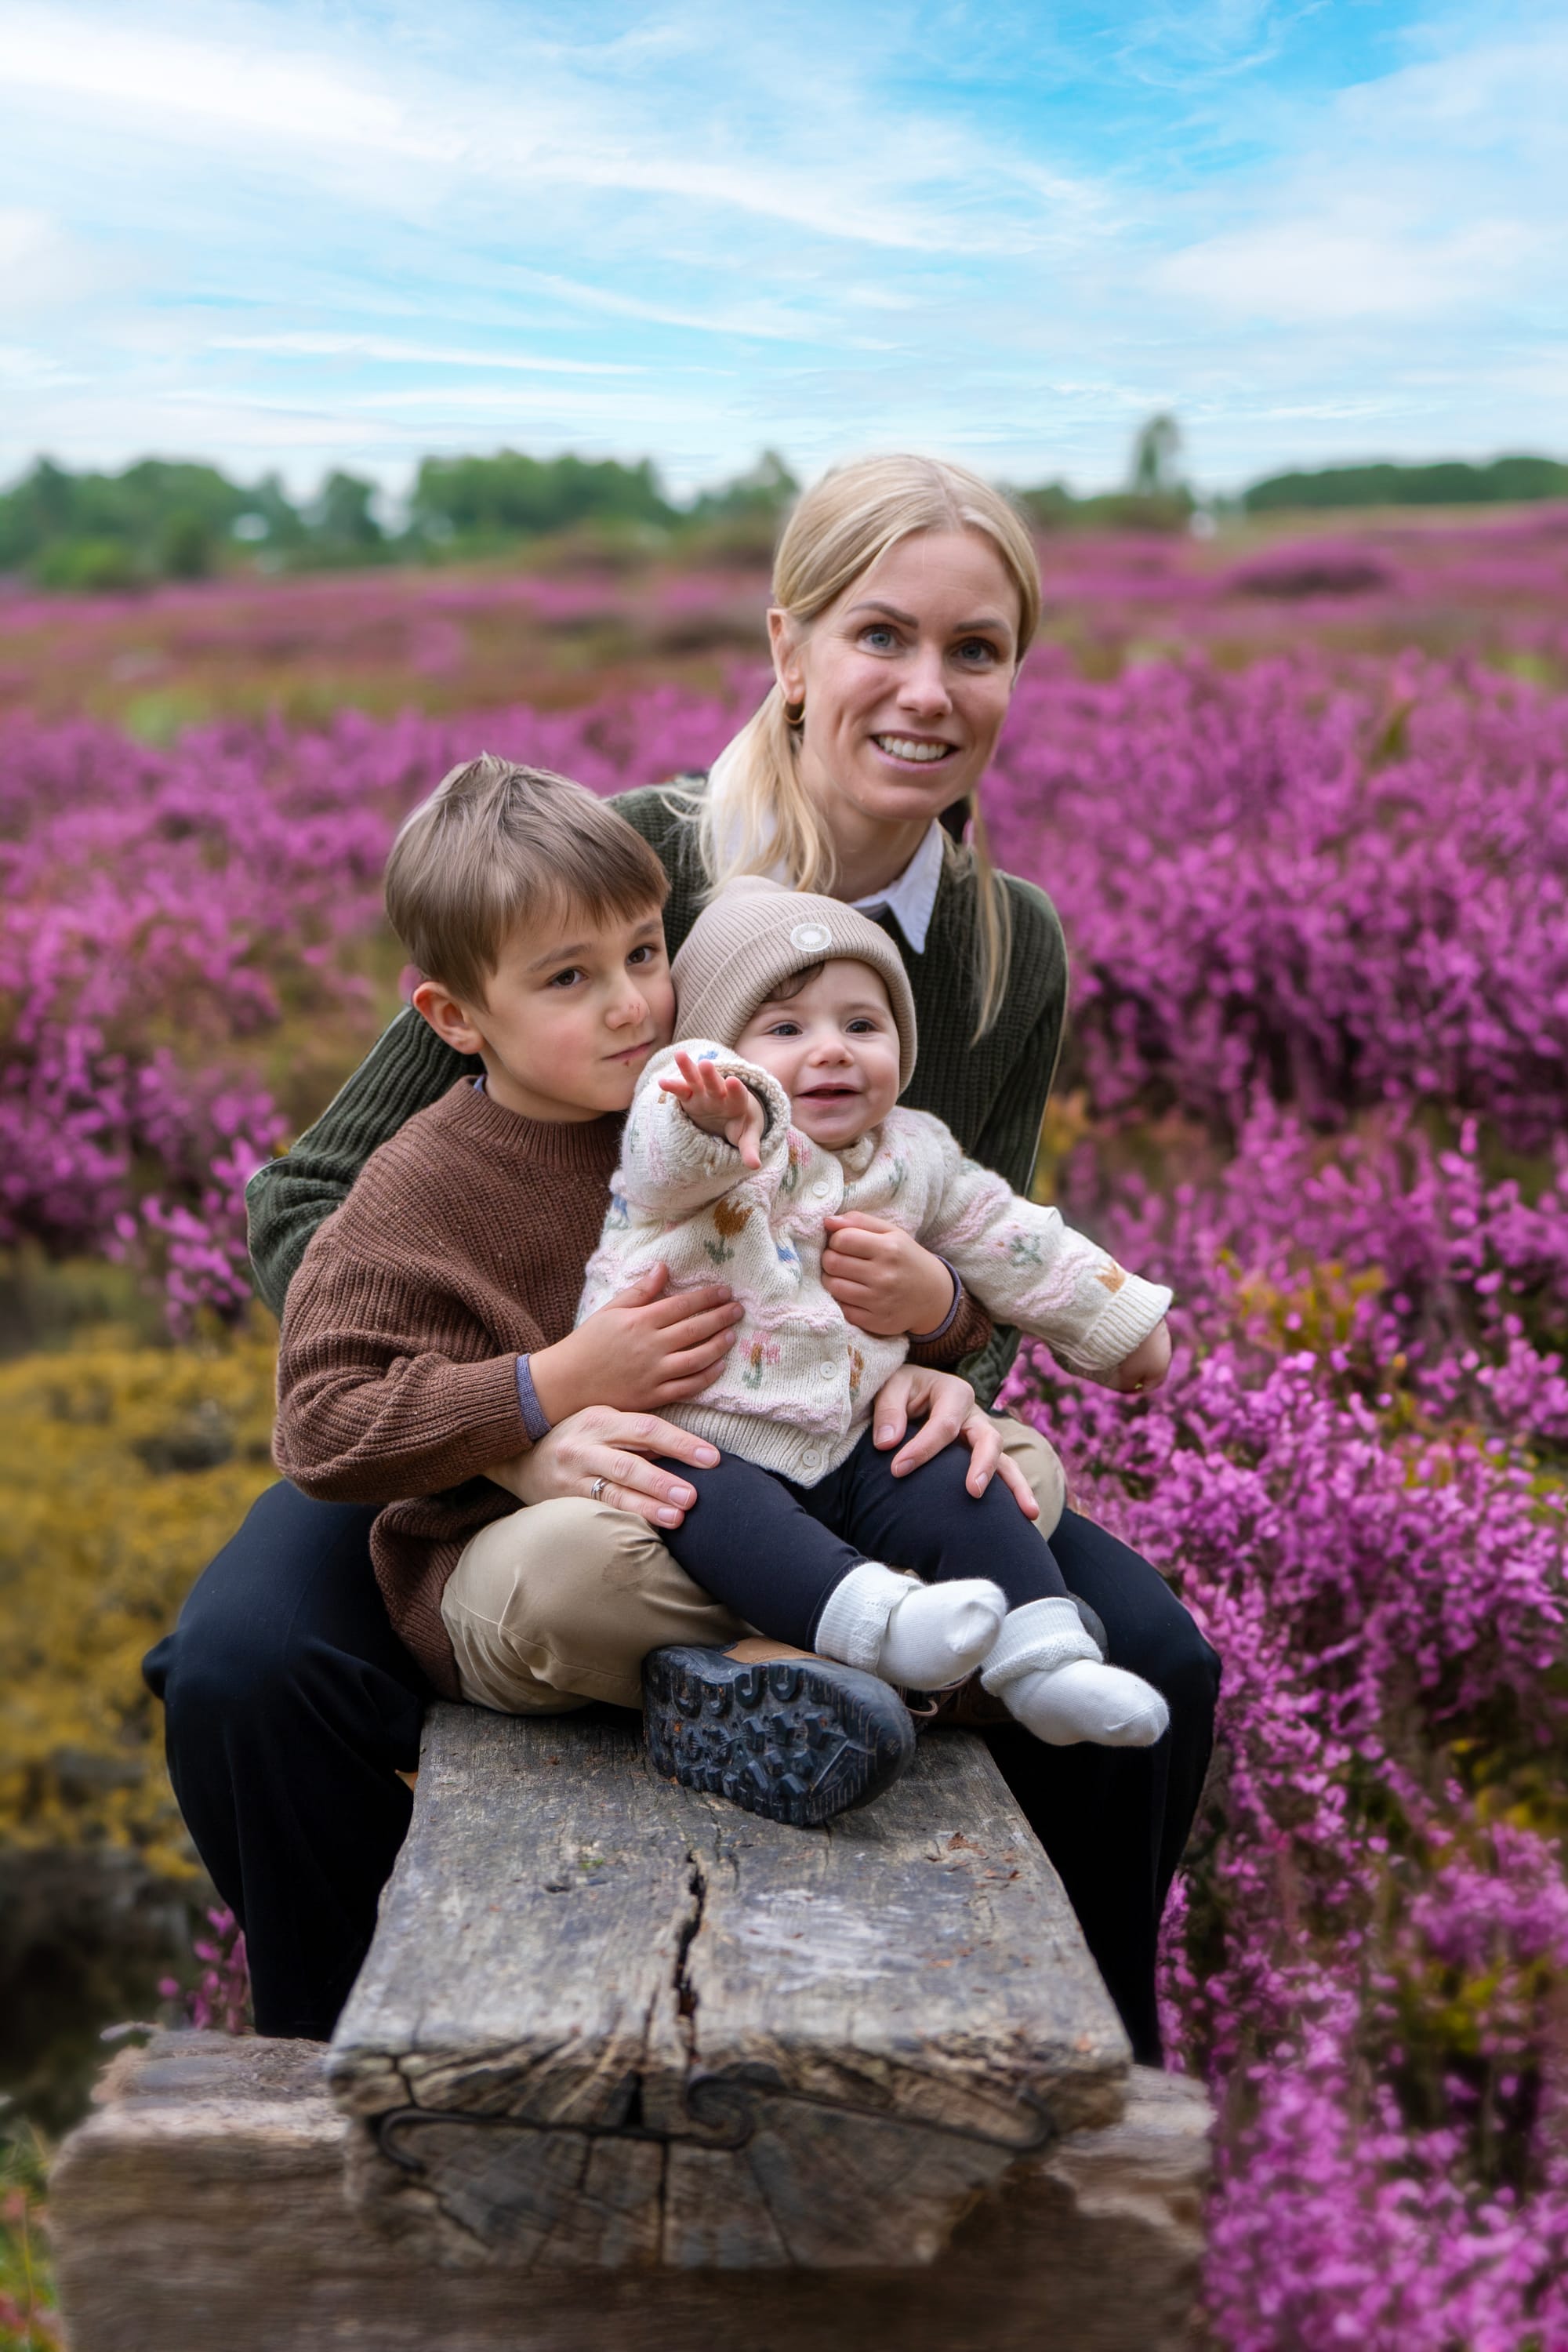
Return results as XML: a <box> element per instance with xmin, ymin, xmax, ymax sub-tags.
<box><xmin>4</xmin><ymin>511</ymin><xmax>1568</xmax><ymax>2348</ymax></box>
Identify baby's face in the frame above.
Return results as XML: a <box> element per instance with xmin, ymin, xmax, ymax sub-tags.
<box><xmin>736</xmin><ymin>958</ymin><xmax>901</xmax><ymax>1149</ymax></box>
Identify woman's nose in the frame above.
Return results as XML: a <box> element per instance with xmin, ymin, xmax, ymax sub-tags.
<box><xmin>898</xmin><ymin>651</ymin><xmax>953</xmax><ymax>717</ymax></box>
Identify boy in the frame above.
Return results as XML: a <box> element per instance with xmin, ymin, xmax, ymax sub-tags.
<box><xmin>273</xmin><ymin>756</ymin><xmax>1014</xmax><ymax>1824</ymax></box>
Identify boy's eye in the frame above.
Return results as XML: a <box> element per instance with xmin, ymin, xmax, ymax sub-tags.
<box><xmin>628</xmin><ymin>943</ymin><xmax>659</xmax><ymax>968</ymax></box>
<box><xmin>546</xmin><ymin>967</ymin><xmax>584</xmax><ymax>989</ymax></box>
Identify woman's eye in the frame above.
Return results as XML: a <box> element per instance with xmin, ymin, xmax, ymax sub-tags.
<box><xmin>860</xmin><ymin>625</ymin><xmax>898</xmax><ymax>652</ymax></box>
<box><xmin>956</xmin><ymin>637</ymin><xmax>998</xmax><ymax>665</ymax></box>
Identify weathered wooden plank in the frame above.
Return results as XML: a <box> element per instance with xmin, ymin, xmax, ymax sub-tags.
<box><xmin>328</xmin><ymin>1702</ymin><xmax>1130</xmax><ymax>2269</ymax></box>
<box><xmin>52</xmin><ymin>2033</ymin><xmax>1210</xmax><ymax>2351</ymax></box>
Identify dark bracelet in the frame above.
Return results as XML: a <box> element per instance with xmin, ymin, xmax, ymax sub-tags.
<box><xmin>515</xmin><ymin>1356</ymin><xmax>552</xmax><ymax>1445</ymax></box>
<box><xmin>910</xmin><ymin>1259</ymin><xmax>962</xmax><ymax>1344</ymax></box>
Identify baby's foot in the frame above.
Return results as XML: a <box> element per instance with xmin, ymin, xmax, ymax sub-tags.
<box><xmin>980</xmin><ymin>1596</ymin><xmax>1169</xmax><ymax>1750</ymax></box>
<box><xmin>815</xmin><ymin>1563</ymin><xmax>1007</xmax><ymax>1690</ymax></box>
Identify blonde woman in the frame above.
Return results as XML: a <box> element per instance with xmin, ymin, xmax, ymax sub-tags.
<box><xmin>147</xmin><ymin>456</ymin><xmax>1219</xmax><ymax>2063</ymax></box>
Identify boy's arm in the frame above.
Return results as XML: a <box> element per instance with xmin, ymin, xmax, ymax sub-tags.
<box><xmin>618</xmin><ymin>1043</ymin><xmax>792</xmax><ymax>1220</ymax></box>
<box><xmin>923</xmin><ymin>1134</ymin><xmax>1171</xmax><ymax>1378</ymax></box>
<box><xmin>273</xmin><ymin>1225</ymin><xmax>532</xmax><ymax>1504</ymax></box>
<box><xmin>247</xmin><ymin>1008</ymin><xmax>477</xmax><ymax>1319</ymax></box>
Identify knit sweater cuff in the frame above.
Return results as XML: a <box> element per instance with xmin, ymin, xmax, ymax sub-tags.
<box><xmin>1054</xmin><ymin>1274</ymin><xmax>1173</xmax><ymax>1377</ymax></box>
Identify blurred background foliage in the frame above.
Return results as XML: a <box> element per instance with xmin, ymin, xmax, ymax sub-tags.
<box><xmin>5</xmin><ymin>421</ymin><xmax>1566</xmax><ymax>595</ymax></box>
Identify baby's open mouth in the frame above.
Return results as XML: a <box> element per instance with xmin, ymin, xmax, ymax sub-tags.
<box><xmin>873</xmin><ymin>735</ymin><xmax>956</xmax><ymax>765</ymax></box>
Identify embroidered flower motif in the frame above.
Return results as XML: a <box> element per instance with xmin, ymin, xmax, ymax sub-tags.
<box><xmin>739</xmin><ymin>1336</ymin><xmax>782</xmax><ymax>1389</ymax></box>
<box><xmin>848</xmin><ymin>1345</ymin><xmax>866</xmax><ymax>1403</ymax></box>
<box><xmin>1097</xmin><ymin>1262</ymin><xmax>1127</xmax><ymax>1294</ymax></box>
<box><xmin>604</xmin><ymin>1192</ymin><xmax>630</xmax><ymax>1231</ymax></box>
<box><xmin>1005</xmin><ymin>1231</ymin><xmax>1046</xmax><ymax>1269</ymax></box>
<box><xmin>702</xmin><ymin>1192</ymin><xmax>752</xmax><ymax>1264</ymax></box>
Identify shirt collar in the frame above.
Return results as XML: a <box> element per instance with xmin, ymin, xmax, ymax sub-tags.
<box><xmin>848</xmin><ymin>818</ymin><xmax>945</xmax><ymax>953</ymax></box>
<box><xmin>708</xmin><ymin>777</ymin><xmax>945</xmax><ymax>956</ymax></box>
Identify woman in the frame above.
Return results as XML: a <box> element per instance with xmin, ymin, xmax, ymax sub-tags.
<box><xmin>147</xmin><ymin>455</ymin><xmax>1218</xmax><ymax>2063</ymax></box>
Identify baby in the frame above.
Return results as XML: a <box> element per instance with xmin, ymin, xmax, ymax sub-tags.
<box><xmin>579</xmin><ymin>878</ymin><xmax>1175</xmax><ymax>1750</ymax></box>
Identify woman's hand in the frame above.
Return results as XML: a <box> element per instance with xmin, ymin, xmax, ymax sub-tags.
<box><xmin>529</xmin><ymin>1265</ymin><xmax>741</xmax><ymax>1425</ymax></box>
<box><xmin>869</xmin><ymin>1365</ymin><xmax>1039</xmax><ymax>1519</ymax></box>
<box><xmin>1105</xmin><ymin>1319</ymin><xmax>1173</xmax><ymax>1395</ymax></box>
<box><xmin>659</xmin><ymin>1051</ymin><xmax>765</xmax><ymax>1170</ymax></box>
<box><xmin>822</xmin><ymin>1213</ymin><xmax>955</xmax><ymax>1338</ymax></box>
<box><xmin>488</xmin><ymin>1406</ymin><xmax>720</xmax><ymax>1530</ymax></box>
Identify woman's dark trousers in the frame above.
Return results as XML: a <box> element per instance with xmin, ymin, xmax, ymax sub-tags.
<box><xmin>147</xmin><ymin>1483</ymin><xmax>1218</xmax><ymax>2060</ymax></box>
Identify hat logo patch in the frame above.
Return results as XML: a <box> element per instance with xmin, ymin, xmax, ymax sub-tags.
<box><xmin>789</xmin><ymin>920</ymin><xmax>833</xmax><ymax>952</ymax></box>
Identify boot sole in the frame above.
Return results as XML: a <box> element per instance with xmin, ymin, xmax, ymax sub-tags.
<box><xmin>642</xmin><ymin>1647</ymin><xmax>916</xmax><ymax>1828</ymax></box>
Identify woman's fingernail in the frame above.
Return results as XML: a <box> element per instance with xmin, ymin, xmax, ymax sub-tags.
<box><xmin>695</xmin><ymin>1447</ymin><xmax>719</xmax><ymax>1465</ymax></box>
<box><xmin>876</xmin><ymin>1425</ymin><xmax>895</xmax><ymax>1444</ymax></box>
<box><xmin>658</xmin><ymin>1508</ymin><xmax>681</xmax><ymax>1527</ymax></box>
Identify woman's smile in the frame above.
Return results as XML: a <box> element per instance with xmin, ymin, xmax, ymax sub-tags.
<box><xmin>870</xmin><ymin>733</ymin><xmax>959</xmax><ymax>768</ymax></box>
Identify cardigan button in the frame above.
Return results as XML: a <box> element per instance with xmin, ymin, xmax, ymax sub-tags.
<box><xmin>817</xmin><ymin>1361</ymin><xmax>837</xmax><ymax>1381</ymax></box>
<box><xmin>801</xmin><ymin>1449</ymin><xmax>821</xmax><ymax>1469</ymax></box>
<box><xmin>811</xmin><ymin>1179</ymin><xmax>830</xmax><ymax>1199</ymax></box>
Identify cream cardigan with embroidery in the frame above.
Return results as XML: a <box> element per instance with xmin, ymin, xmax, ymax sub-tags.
<box><xmin>578</xmin><ymin>1040</ymin><xmax>1172</xmax><ymax>1486</ymax></box>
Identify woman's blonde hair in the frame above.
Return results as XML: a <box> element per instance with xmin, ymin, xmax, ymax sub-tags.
<box><xmin>698</xmin><ymin>453</ymin><xmax>1040</xmax><ymax>1036</ymax></box>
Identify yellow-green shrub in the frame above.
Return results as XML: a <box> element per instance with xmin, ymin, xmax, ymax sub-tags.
<box><xmin>0</xmin><ymin>1325</ymin><xmax>278</xmax><ymax>1877</ymax></box>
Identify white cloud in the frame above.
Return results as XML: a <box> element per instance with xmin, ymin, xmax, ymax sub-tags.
<box><xmin>211</xmin><ymin>332</ymin><xmax>644</xmax><ymax>375</ymax></box>
<box><xmin>1158</xmin><ymin>212</ymin><xmax>1537</xmax><ymax>323</ymax></box>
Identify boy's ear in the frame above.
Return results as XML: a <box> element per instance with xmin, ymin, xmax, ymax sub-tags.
<box><xmin>412</xmin><ymin>978</ymin><xmax>486</xmax><ymax>1058</ymax></box>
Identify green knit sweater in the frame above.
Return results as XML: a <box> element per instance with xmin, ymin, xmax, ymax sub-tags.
<box><xmin>246</xmin><ymin>783</ymin><xmax>1069</xmax><ymax>1404</ymax></box>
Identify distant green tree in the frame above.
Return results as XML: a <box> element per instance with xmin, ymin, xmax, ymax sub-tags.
<box><xmin>1244</xmin><ymin>455</ymin><xmax>1568</xmax><ymax>511</ymax></box>
<box><xmin>409</xmin><ymin>450</ymin><xmax>675</xmax><ymax>545</ymax></box>
<box><xmin>688</xmin><ymin>450</ymin><xmax>798</xmax><ymax>521</ymax></box>
<box><xmin>1130</xmin><ymin>414</ymin><xmax>1182</xmax><ymax>497</ymax></box>
<box><xmin>310</xmin><ymin>471</ymin><xmax>384</xmax><ymax>548</ymax></box>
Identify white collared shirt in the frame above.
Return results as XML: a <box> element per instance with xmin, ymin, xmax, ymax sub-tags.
<box><xmin>708</xmin><ymin>770</ymin><xmax>946</xmax><ymax>954</ymax></box>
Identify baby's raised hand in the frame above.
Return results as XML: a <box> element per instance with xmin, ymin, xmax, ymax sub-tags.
<box><xmin>659</xmin><ymin>1051</ymin><xmax>765</xmax><ymax>1171</ymax></box>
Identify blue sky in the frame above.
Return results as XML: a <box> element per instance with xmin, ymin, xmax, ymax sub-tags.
<box><xmin>2</xmin><ymin>0</ymin><xmax>1564</xmax><ymax>500</ymax></box>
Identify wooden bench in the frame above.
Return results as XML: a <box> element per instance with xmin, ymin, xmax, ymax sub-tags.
<box><xmin>52</xmin><ymin>1700</ymin><xmax>1211</xmax><ymax>2347</ymax></box>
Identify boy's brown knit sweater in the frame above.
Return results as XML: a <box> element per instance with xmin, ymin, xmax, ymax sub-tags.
<box><xmin>272</xmin><ymin>1080</ymin><xmax>624</xmax><ymax>1698</ymax></box>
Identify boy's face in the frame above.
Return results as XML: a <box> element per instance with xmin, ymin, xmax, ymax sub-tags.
<box><xmin>735</xmin><ymin>958</ymin><xmax>901</xmax><ymax>1149</ymax></box>
<box><xmin>413</xmin><ymin>898</ymin><xmax>674</xmax><ymax>1123</ymax></box>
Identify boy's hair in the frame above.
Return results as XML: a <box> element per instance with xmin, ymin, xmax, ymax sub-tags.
<box><xmin>385</xmin><ymin>754</ymin><xmax>668</xmax><ymax>1004</ymax></box>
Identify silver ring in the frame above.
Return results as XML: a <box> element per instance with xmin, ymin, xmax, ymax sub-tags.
<box><xmin>589</xmin><ymin>1475</ymin><xmax>607</xmax><ymax>1503</ymax></box>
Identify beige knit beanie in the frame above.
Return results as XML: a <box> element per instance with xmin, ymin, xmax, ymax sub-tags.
<box><xmin>671</xmin><ymin>877</ymin><xmax>918</xmax><ymax>1092</ymax></box>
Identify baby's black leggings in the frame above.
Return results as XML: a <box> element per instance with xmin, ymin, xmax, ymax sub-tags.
<box><xmin>652</xmin><ymin>1425</ymin><xmax>1069</xmax><ymax>1651</ymax></box>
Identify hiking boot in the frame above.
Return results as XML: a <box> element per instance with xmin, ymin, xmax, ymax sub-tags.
<box><xmin>642</xmin><ymin>1639</ymin><xmax>915</xmax><ymax>1828</ymax></box>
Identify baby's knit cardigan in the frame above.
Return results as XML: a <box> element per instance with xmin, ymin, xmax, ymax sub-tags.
<box><xmin>579</xmin><ymin>1040</ymin><xmax>1172</xmax><ymax>1487</ymax></box>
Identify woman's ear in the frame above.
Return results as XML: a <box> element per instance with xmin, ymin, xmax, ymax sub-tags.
<box><xmin>767</xmin><ymin>606</ymin><xmax>805</xmax><ymax>704</ymax></box>
<box><xmin>412</xmin><ymin>978</ymin><xmax>486</xmax><ymax>1057</ymax></box>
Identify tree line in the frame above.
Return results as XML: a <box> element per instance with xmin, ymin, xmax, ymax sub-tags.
<box><xmin>2</xmin><ymin>432</ymin><xmax>1563</xmax><ymax>593</ymax></box>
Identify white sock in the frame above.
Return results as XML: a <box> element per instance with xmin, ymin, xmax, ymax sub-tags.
<box><xmin>980</xmin><ymin>1597</ymin><xmax>1170</xmax><ymax>1750</ymax></box>
<box><xmin>815</xmin><ymin>1563</ymin><xmax>1007</xmax><ymax>1690</ymax></box>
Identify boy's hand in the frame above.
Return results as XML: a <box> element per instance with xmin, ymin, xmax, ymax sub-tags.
<box><xmin>1105</xmin><ymin>1320</ymin><xmax>1173</xmax><ymax>1395</ymax></box>
<box><xmin>822</xmin><ymin>1214</ymin><xmax>955</xmax><ymax>1338</ymax></box>
<box><xmin>529</xmin><ymin>1265</ymin><xmax>742</xmax><ymax>1424</ymax></box>
<box><xmin>659</xmin><ymin>1051</ymin><xmax>766</xmax><ymax>1171</ymax></box>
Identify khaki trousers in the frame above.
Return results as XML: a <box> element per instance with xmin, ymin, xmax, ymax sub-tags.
<box><xmin>440</xmin><ymin>1417</ymin><xmax>1066</xmax><ymax>1715</ymax></box>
